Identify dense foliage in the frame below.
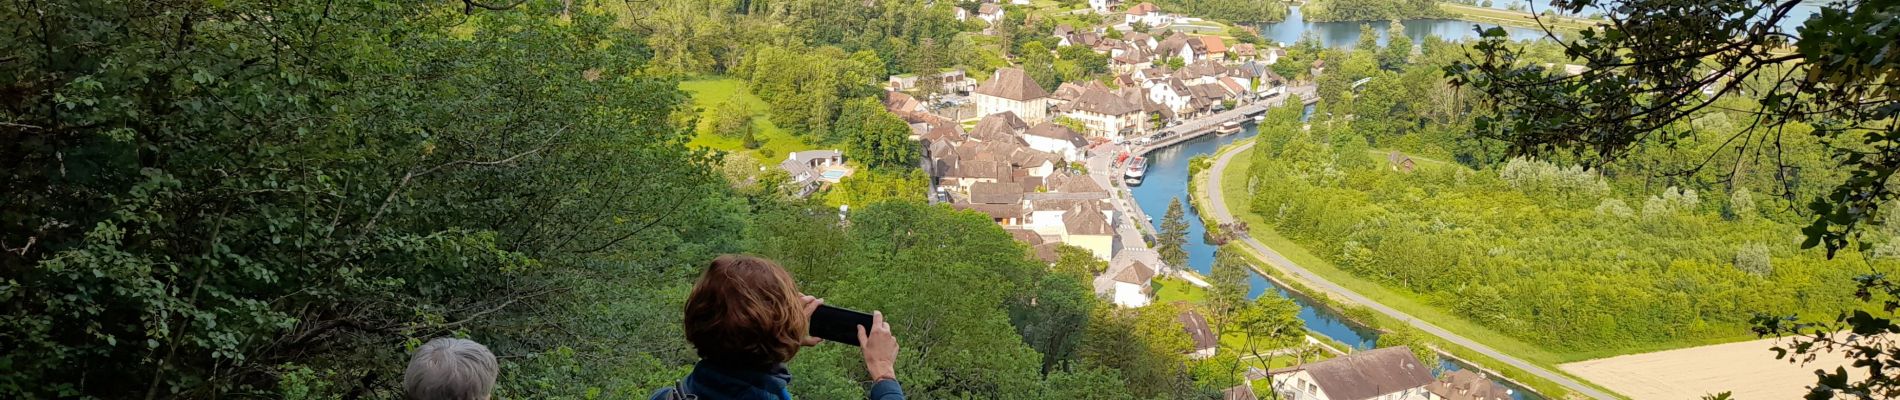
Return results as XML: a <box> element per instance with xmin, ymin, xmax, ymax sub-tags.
<box><xmin>0</xmin><ymin>0</ymin><xmax>1283</xmax><ymax>398</ymax></box>
<box><xmin>1240</xmin><ymin>35</ymin><xmax>1890</xmax><ymax>357</ymax></box>
<box><xmin>1448</xmin><ymin>0</ymin><xmax>1900</xmax><ymax>395</ymax></box>
<box><xmin>1</xmin><ymin>1</ymin><xmax>744</xmax><ymax>397</ymax></box>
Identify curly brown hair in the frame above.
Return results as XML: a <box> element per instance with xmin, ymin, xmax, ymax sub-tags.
<box><xmin>683</xmin><ymin>255</ymin><xmax>807</xmax><ymax>367</ymax></box>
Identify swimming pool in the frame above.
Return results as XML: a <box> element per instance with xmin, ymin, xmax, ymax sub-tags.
<box><xmin>820</xmin><ymin>170</ymin><xmax>848</xmax><ymax>180</ymax></box>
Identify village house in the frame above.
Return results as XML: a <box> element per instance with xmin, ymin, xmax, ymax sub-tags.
<box><xmin>1267</xmin><ymin>47</ymin><xmax>1288</xmax><ymax>65</ymax></box>
<box><xmin>1178</xmin><ymin>308</ymin><xmax>1219</xmax><ymax>359</ymax></box>
<box><xmin>1232</xmin><ymin>43</ymin><xmax>1257</xmax><ymax>61</ymax></box>
<box><xmin>1199</xmin><ymin>35</ymin><xmax>1228</xmax><ymax>61</ymax></box>
<box><xmin>887</xmin><ymin>69</ymin><xmax>973</xmax><ymax>94</ymax></box>
<box><xmin>1089</xmin><ymin>0</ymin><xmax>1117</xmax><ymax>14</ymax></box>
<box><xmin>1123</xmin><ymin>2</ymin><xmax>1171</xmax><ymax>27</ymax></box>
<box><xmin>1054</xmin><ymin>82</ymin><xmax>1148</xmax><ymax>141</ymax></box>
<box><xmin>1022</xmin><ymin>122</ymin><xmax>1089</xmax><ymax>162</ymax></box>
<box><xmin>1110</xmin><ymin>260</ymin><xmax>1156</xmax><ymax>307</ymax></box>
<box><xmin>1426</xmin><ymin>370</ymin><xmax>1513</xmax><ymax>400</ymax></box>
<box><xmin>883</xmin><ymin>91</ymin><xmax>925</xmax><ymax>116</ymax></box>
<box><xmin>1224</xmin><ymin>385</ymin><xmax>1260</xmax><ymax>400</ymax></box>
<box><xmin>1006</xmin><ymin>227</ymin><xmax>1064</xmax><ymax>264</ymax></box>
<box><xmin>778</xmin><ymin>150</ymin><xmax>849</xmax><ymax>197</ymax></box>
<box><xmin>1269</xmin><ymin>347</ymin><xmax>1436</xmax><ymax>400</ymax></box>
<box><xmin>974</xmin><ymin>67</ymin><xmax>1053</xmax><ymax>123</ymax></box>
<box><xmin>1388</xmin><ymin>151</ymin><xmax>1416</xmax><ymax>173</ymax></box>
<box><xmin>1059</xmin><ymin>199</ymin><xmax>1115</xmax><ymax>258</ymax></box>
<box><xmin>1156</xmin><ymin>32</ymin><xmax>1203</xmax><ymax>64</ymax></box>
<box><xmin>978</xmin><ymin>3</ymin><xmax>1004</xmax><ymax>26</ymax></box>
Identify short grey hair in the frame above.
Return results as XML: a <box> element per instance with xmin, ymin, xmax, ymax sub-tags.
<box><xmin>404</xmin><ymin>338</ymin><xmax>498</xmax><ymax>400</ymax></box>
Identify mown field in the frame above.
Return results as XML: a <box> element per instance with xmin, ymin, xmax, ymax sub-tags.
<box><xmin>679</xmin><ymin>78</ymin><xmax>812</xmax><ymax>159</ymax></box>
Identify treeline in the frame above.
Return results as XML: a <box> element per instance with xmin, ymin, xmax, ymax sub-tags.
<box><xmin>1236</xmin><ymin>34</ymin><xmax>1887</xmax><ymax>356</ymax></box>
<box><xmin>1300</xmin><ymin>0</ymin><xmax>1448</xmax><ymax>22</ymax></box>
<box><xmin>1147</xmin><ymin>0</ymin><xmax>1290</xmax><ymax>23</ymax></box>
<box><xmin>652</xmin><ymin>0</ymin><xmax>974</xmax><ymax>173</ymax></box>
<box><xmin>0</xmin><ymin>1</ymin><xmax>1241</xmax><ymax>398</ymax></box>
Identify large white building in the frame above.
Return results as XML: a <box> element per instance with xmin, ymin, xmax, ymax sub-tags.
<box><xmin>1022</xmin><ymin>122</ymin><xmax>1089</xmax><ymax>162</ymax></box>
<box><xmin>974</xmin><ymin>67</ymin><xmax>1053</xmax><ymax>123</ymax></box>
<box><xmin>1055</xmin><ymin>82</ymin><xmax>1147</xmax><ymax>141</ymax></box>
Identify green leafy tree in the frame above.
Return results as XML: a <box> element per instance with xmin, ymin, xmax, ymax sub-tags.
<box><xmin>1022</xmin><ymin>41</ymin><xmax>1063</xmax><ymax>92</ymax></box>
<box><xmin>1377</xmin><ymin>326</ymin><xmax>1440</xmax><ymax>367</ymax></box>
<box><xmin>0</xmin><ymin>2</ymin><xmax>746</xmax><ymax>397</ymax></box>
<box><xmin>1012</xmin><ymin>274</ymin><xmax>1096</xmax><ymax>376</ymax></box>
<box><xmin>1378</xmin><ymin>20</ymin><xmax>1412</xmax><ymax>70</ymax></box>
<box><xmin>1043</xmin><ymin>365</ymin><xmax>1140</xmax><ymax>400</ymax></box>
<box><xmin>1158</xmin><ymin>197</ymin><xmax>1191</xmax><ymax>268</ymax></box>
<box><xmin>714</xmin><ymin>93</ymin><xmax>757</xmax><ymax>138</ymax></box>
<box><xmin>1053</xmin><ymin>244</ymin><xmax>1110</xmax><ymax>280</ymax></box>
<box><xmin>1208</xmin><ymin>247</ymin><xmax>1252</xmax><ymax>332</ymax></box>
<box><xmin>835</xmin><ymin>98</ymin><xmax>921</xmax><ymax>171</ymax></box>
<box><xmin>1233</xmin><ymin>295</ymin><xmax>1305</xmax><ymax>370</ymax></box>
<box><xmin>1447</xmin><ymin>0</ymin><xmax>1898</xmax><ymax>257</ymax></box>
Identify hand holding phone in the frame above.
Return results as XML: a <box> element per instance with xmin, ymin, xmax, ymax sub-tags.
<box><xmin>808</xmin><ymin>304</ymin><xmax>875</xmax><ymax>346</ymax></box>
<box><xmin>857</xmin><ymin>310</ymin><xmax>899</xmax><ymax>382</ymax></box>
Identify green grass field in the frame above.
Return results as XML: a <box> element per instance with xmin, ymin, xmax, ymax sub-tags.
<box><xmin>1438</xmin><ymin>3</ymin><xmax>1599</xmax><ymax>32</ymax></box>
<box><xmin>679</xmin><ymin>78</ymin><xmax>814</xmax><ymax>160</ymax></box>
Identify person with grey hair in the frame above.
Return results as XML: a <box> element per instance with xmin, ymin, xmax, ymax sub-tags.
<box><xmin>404</xmin><ymin>337</ymin><xmax>499</xmax><ymax>400</ymax></box>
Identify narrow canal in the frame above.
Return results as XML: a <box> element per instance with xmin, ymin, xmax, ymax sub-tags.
<box><xmin>1128</xmin><ymin>117</ymin><xmax>1543</xmax><ymax>400</ymax></box>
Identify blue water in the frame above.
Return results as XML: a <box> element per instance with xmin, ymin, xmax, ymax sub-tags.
<box><xmin>1129</xmin><ymin>113</ymin><xmax>1541</xmax><ymax>400</ymax></box>
<box><xmin>1260</xmin><ymin>1</ymin><xmax>1829</xmax><ymax>49</ymax></box>
<box><xmin>1257</xmin><ymin>6</ymin><xmax>1548</xmax><ymax>48</ymax></box>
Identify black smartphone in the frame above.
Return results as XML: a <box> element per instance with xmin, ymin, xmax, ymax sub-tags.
<box><xmin>809</xmin><ymin>304</ymin><xmax>875</xmax><ymax>346</ymax></box>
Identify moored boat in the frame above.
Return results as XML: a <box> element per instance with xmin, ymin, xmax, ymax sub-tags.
<box><xmin>1216</xmin><ymin>121</ymin><xmax>1243</xmax><ymax>135</ymax></box>
<box><xmin>1123</xmin><ymin>156</ymin><xmax>1146</xmax><ymax>186</ymax></box>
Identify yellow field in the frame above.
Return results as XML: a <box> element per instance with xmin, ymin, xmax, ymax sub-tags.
<box><xmin>1559</xmin><ymin>335</ymin><xmax>1858</xmax><ymax>399</ymax></box>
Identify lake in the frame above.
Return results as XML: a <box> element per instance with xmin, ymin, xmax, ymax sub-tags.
<box><xmin>1255</xmin><ymin>6</ymin><xmax>1548</xmax><ymax>48</ymax></box>
<box><xmin>1255</xmin><ymin>1</ymin><xmax>1831</xmax><ymax>48</ymax></box>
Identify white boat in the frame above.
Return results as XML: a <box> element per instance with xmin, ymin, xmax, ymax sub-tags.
<box><xmin>1216</xmin><ymin>121</ymin><xmax>1242</xmax><ymax>135</ymax></box>
<box><xmin>1253</xmin><ymin>115</ymin><xmax>1265</xmax><ymax>122</ymax></box>
<box><xmin>1124</xmin><ymin>156</ymin><xmax>1147</xmax><ymax>186</ymax></box>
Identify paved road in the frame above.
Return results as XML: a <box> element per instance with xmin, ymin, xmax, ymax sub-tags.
<box><xmin>1203</xmin><ymin>141</ymin><xmax>1616</xmax><ymax>400</ymax></box>
<box><xmin>1138</xmin><ymin>85</ymin><xmax>1318</xmax><ymax>152</ymax></box>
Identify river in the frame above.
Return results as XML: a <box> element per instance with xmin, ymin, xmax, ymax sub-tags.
<box><xmin>1129</xmin><ymin>116</ymin><xmax>1543</xmax><ymax>400</ymax></box>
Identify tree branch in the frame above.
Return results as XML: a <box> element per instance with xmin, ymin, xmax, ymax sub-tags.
<box><xmin>463</xmin><ymin>0</ymin><xmax>529</xmax><ymax>14</ymax></box>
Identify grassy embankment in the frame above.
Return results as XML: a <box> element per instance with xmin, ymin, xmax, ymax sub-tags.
<box><xmin>1196</xmin><ymin>140</ymin><xmax>1630</xmax><ymax>399</ymax></box>
<box><xmin>1438</xmin><ymin>2</ymin><xmax>1599</xmax><ymax>32</ymax></box>
<box><xmin>679</xmin><ymin>78</ymin><xmax>813</xmax><ymax>159</ymax></box>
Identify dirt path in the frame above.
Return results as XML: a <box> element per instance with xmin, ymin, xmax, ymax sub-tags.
<box><xmin>1559</xmin><ymin>336</ymin><xmax>1854</xmax><ymax>400</ymax></box>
